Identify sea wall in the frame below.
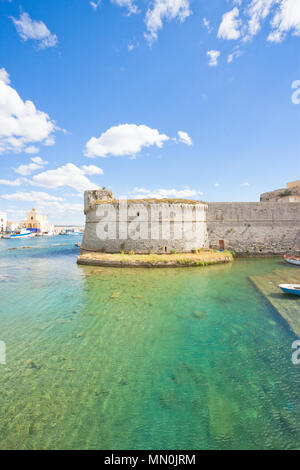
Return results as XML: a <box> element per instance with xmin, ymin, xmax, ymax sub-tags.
<box><xmin>207</xmin><ymin>202</ymin><xmax>300</xmax><ymax>255</ymax></box>
<box><xmin>81</xmin><ymin>192</ymin><xmax>209</xmax><ymax>254</ymax></box>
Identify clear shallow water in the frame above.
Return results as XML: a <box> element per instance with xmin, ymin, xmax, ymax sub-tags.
<box><xmin>0</xmin><ymin>236</ymin><xmax>300</xmax><ymax>450</ymax></box>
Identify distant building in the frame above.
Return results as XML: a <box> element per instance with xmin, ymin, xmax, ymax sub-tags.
<box><xmin>287</xmin><ymin>180</ymin><xmax>300</xmax><ymax>190</ymax></box>
<box><xmin>7</xmin><ymin>221</ymin><xmax>19</xmax><ymax>232</ymax></box>
<box><xmin>0</xmin><ymin>212</ymin><xmax>7</xmax><ymax>232</ymax></box>
<box><xmin>260</xmin><ymin>180</ymin><xmax>300</xmax><ymax>203</ymax></box>
<box><xmin>21</xmin><ymin>208</ymin><xmax>54</xmax><ymax>233</ymax></box>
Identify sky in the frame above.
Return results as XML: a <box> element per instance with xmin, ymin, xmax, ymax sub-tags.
<box><xmin>0</xmin><ymin>0</ymin><xmax>300</xmax><ymax>224</ymax></box>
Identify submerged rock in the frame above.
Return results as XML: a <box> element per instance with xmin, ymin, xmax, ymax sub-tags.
<box><xmin>25</xmin><ymin>360</ymin><xmax>41</xmax><ymax>370</ymax></box>
<box><xmin>192</xmin><ymin>310</ymin><xmax>206</xmax><ymax>319</ymax></box>
<box><xmin>110</xmin><ymin>292</ymin><xmax>121</xmax><ymax>299</ymax></box>
<box><xmin>159</xmin><ymin>390</ymin><xmax>180</xmax><ymax>408</ymax></box>
<box><xmin>29</xmin><ymin>421</ymin><xmax>40</xmax><ymax>435</ymax></box>
<box><xmin>208</xmin><ymin>386</ymin><xmax>234</xmax><ymax>440</ymax></box>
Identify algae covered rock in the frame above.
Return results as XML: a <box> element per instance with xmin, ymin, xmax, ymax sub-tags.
<box><xmin>192</xmin><ymin>310</ymin><xmax>206</xmax><ymax>319</ymax></box>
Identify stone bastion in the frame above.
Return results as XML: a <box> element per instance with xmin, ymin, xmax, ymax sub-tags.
<box><xmin>81</xmin><ymin>190</ymin><xmax>209</xmax><ymax>254</ymax></box>
<box><xmin>81</xmin><ymin>189</ymin><xmax>300</xmax><ymax>256</ymax></box>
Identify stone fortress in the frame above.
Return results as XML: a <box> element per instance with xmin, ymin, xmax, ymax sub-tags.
<box><xmin>81</xmin><ymin>180</ymin><xmax>300</xmax><ymax>256</ymax></box>
<box><xmin>81</xmin><ymin>190</ymin><xmax>209</xmax><ymax>254</ymax></box>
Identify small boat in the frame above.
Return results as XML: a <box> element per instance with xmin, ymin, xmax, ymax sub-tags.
<box><xmin>4</xmin><ymin>230</ymin><xmax>33</xmax><ymax>239</ymax></box>
<box><xmin>66</xmin><ymin>230</ymin><xmax>80</xmax><ymax>235</ymax></box>
<box><xmin>279</xmin><ymin>284</ymin><xmax>300</xmax><ymax>296</ymax></box>
<box><xmin>284</xmin><ymin>255</ymin><xmax>300</xmax><ymax>266</ymax></box>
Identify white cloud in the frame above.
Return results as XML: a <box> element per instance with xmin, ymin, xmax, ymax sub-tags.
<box><xmin>214</xmin><ymin>1</ymin><xmax>300</xmax><ymax>45</ymax></box>
<box><xmin>44</xmin><ymin>135</ymin><xmax>56</xmax><ymax>146</ymax></box>
<box><xmin>0</xmin><ymin>68</ymin><xmax>10</xmax><ymax>85</ymax></box>
<box><xmin>24</xmin><ymin>145</ymin><xmax>39</xmax><ymax>154</ymax></box>
<box><xmin>227</xmin><ymin>47</ymin><xmax>243</xmax><ymax>63</ymax></box>
<box><xmin>85</xmin><ymin>123</ymin><xmax>170</xmax><ymax>158</ymax></box>
<box><xmin>31</xmin><ymin>156</ymin><xmax>47</xmax><ymax>165</ymax></box>
<box><xmin>203</xmin><ymin>17</ymin><xmax>212</xmax><ymax>33</ymax></box>
<box><xmin>129</xmin><ymin>186</ymin><xmax>203</xmax><ymax>199</ymax></box>
<box><xmin>39</xmin><ymin>201</ymin><xmax>83</xmax><ymax>212</ymax></box>
<box><xmin>240</xmin><ymin>182</ymin><xmax>250</xmax><ymax>186</ymax></box>
<box><xmin>268</xmin><ymin>0</ymin><xmax>300</xmax><ymax>42</ymax></box>
<box><xmin>0</xmin><ymin>68</ymin><xmax>56</xmax><ymax>154</ymax></box>
<box><xmin>1</xmin><ymin>191</ymin><xmax>63</xmax><ymax>202</ymax></box>
<box><xmin>177</xmin><ymin>131</ymin><xmax>193</xmax><ymax>146</ymax></box>
<box><xmin>215</xmin><ymin>1</ymin><xmax>300</xmax><ymax>45</ymax></box>
<box><xmin>214</xmin><ymin>183</ymin><xmax>221</xmax><ymax>187</ymax></box>
<box><xmin>31</xmin><ymin>200</ymin><xmax>85</xmax><ymax>225</ymax></box>
<box><xmin>218</xmin><ymin>7</ymin><xmax>242</xmax><ymax>40</ymax></box>
<box><xmin>128</xmin><ymin>41</ymin><xmax>139</xmax><ymax>51</ymax></box>
<box><xmin>90</xmin><ymin>0</ymin><xmax>101</xmax><ymax>10</ymax></box>
<box><xmin>14</xmin><ymin>157</ymin><xmax>48</xmax><ymax>176</ymax></box>
<box><xmin>0</xmin><ymin>178</ymin><xmax>22</xmax><ymax>186</ymax></box>
<box><xmin>207</xmin><ymin>50</ymin><xmax>221</xmax><ymax>66</ymax></box>
<box><xmin>246</xmin><ymin>0</ymin><xmax>276</xmax><ymax>38</ymax></box>
<box><xmin>81</xmin><ymin>165</ymin><xmax>104</xmax><ymax>175</ymax></box>
<box><xmin>111</xmin><ymin>0</ymin><xmax>138</xmax><ymax>15</ymax></box>
<box><xmin>144</xmin><ymin>0</ymin><xmax>192</xmax><ymax>44</ymax></box>
<box><xmin>10</xmin><ymin>12</ymin><xmax>58</xmax><ymax>49</ymax></box>
<box><xmin>4</xmin><ymin>199</ymin><xmax>84</xmax><ymax>225</ymax></box>
<box><xmin>32</xmin><ymin>163</ymin><xmax>103</xmax><ymax>192</ymax></box>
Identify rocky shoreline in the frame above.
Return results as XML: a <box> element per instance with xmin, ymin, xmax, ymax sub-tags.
<box><xmin>77</xmin><ymin>249</ymin><xmax>233</xmax><ymax>268</ymax></box>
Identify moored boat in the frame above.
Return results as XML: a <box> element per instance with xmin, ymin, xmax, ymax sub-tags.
<box><xmin>3</xmin><ymin>229</ymin><xmax>34</xmax><ymax>239</ymax></box>
<box><xmin>284</xmin><ymin>255</ymin><xmax>300</xmax><ymax>266</ymax></box>
<box><xmin>279</xmin><ymin>284</ymin><xmax>300</xmax><ymax>296</ymax></box>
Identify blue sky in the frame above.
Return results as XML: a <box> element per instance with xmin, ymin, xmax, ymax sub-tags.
<box><xmin>0</xmin><ymin>0</ymin><xmax>300</xmax><ymax>223</ymax></box>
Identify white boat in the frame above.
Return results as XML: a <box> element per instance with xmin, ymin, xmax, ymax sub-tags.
<box><xmin>3</xmin><ymin>229</ymin><xmax>34</xmax><ymax>239</ymax></box>
<box><xmin>284</xmin><ymin>255</ymin><xmax>300</xmax><ymax>266</ymax></box>
<box><xmin>279</xmin><ymin>284</ymin><xmax>300</xmax><ymax>296</ymax></box>
<box><xmin>65</xmin><ymin>230</ymin><xmax>81</xmax><ymax>235</ymax></box>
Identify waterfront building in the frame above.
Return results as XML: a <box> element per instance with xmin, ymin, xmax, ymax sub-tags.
<box><xmin>21</xmin><ymin>208</ymin><xmax>54</xmax><ymax>233</ymax></box>
<box><xmin>7</xmin><ymin>221</ymin><xmax>19</xmax><ymax>232</ymax></box>
<box><xmin>260</xmin><ymin>180</ymin><xmax>300</xmax><ymax>203</ymax></box>
<box><xmin>81</xmin><ymin>190</ymin><xmax>209</xmax><ymax>254</ymax></box>
<box><xmin>0</xmin><ymin>212</ymin><xmax>7</xmax><ymax>232</ymax></box>
<box><xmin>80</xmin><ymin>188</ymin><xmax>300</xmax><ymax>257</ymax></box>
<box><xmin>287</xmin><ymin>180</ymin><xmax>300</xmax><ymax>189</ymax></box>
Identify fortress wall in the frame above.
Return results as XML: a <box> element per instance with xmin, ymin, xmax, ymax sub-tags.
<box><xmin>81</xmin><ymin>201</ymin><xmax>209</xmax><ymax>254</ymax></box>
<box><xmin>207</xmin><ymin>202</ymin><xmax>300</xmax><ymax>255</ymax></box>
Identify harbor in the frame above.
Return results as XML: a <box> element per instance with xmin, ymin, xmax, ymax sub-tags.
<box><xmin>1</xmin><ymin>0</ymin><xmax>300</xmax><ymax>451</ymax></box>
<box><xmin>0</xmin><ymin>208</ymin><xmax>83</xmax><ymax>239</ymax></box>
<box><xmin>0</xmin><ymin>241</ymin><xmax>300</xmax><ymax>450</ymax></box>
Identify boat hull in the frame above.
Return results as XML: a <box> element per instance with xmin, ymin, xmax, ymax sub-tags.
<box><xmin>7</xmin><ymin>232</ymin><xmax>33</xmax><ymax>239</ymax></box>
<box><xmin>279</xmin><ymin>284</ymin><xmax>300</xmax><ymax>296</ymax></box>
<box><xmin>284</xmin><ymin>255</ymin><xmax>300</xmax><ymax>266</ymax></box>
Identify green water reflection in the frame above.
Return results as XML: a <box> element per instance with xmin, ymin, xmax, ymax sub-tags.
<box><xmin>0</xmin><ymin>237</ymin><xmax>299</xmax><ymax>449</ymax></box>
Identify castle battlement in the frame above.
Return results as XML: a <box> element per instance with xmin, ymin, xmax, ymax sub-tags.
<box><xmin>81</xmin><ymin>190</ymin><xmax>209</xmax><ymax>254</ymax></box>
<box><xmin>81</xmin><ymin>190</ymin><xmax>300</xmax><ymax>256</ymax></box>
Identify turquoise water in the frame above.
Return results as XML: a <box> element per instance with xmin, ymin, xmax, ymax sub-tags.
<box><xmin>0</xmin><ymin>236</ymin><xmax>300</xmax><ymax>450</ymax></box>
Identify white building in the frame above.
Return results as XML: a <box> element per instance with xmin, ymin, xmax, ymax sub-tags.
<box><xmin>0</xmin><ymin>212</ymin><xmax>7</xmax><ymax>232</ymax></box>
<box><xmin>7</xmin><ymin>221</ymin><xmax>19</xmax><ymax>232</ymax></box>
<box><xmin>21</xmin><ymin>208</ymin><xmax>54</xmax><ymax>234</ymax></box>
